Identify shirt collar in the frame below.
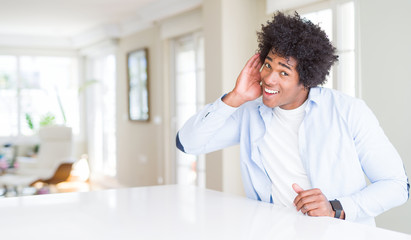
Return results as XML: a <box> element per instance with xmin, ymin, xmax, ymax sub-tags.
<box><xmin>257</xmin><ymin>98</ymin><xmax>272</xmax><ymax>119</ymax></box>
<box><xmin>307</xmin><ymin>87</ymin><xmax>322</xmax><ymax>105</ymax></box>
<box><xmin>257</xmin><ymin>87</ymin><xmax>322</xmax><ymax>113</ymax></box>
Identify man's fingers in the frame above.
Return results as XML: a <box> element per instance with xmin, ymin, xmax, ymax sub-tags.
<box><xmin>292</xmin><ymin>188</ymin><xmax>333</xmax><ymax>217</ymax></box>
<box><xmin>292</xmin><ymin>183</ymin><xmax>304</xmax><ymax>194</ymax></box>
<box><xmin>251</xmin><ymin>54</ymin><xmax>262</xmax><ymax>69</ymax></box>
<box><xmin>294</xmin><ymin>188</ymin><xmax>322</xmax><ymax>202</ymax></box>
<box><xmin>306</xmin><ymin>206</ymin><xmax>323</xmax><ymax>216</ymax></box>
<box><xmin>292</xmin><ymin>184</ymin><xmax>305</xmax><ymax>206</ymax></box>
<box><xmin>295</xmin><ymin>194</ymin><xmax>320</xmax><ymax>211</ymax></box>
<box><xmin>305</xmin><ymin>201</ymin><xmax>333</xmax><ymax>217</ymax></box>
<box><xmin>256</xmin><ymin>60</ymin><xmax>263</xmax><ymax>72</ymax></box>
<box><xmin>246</xmin><ymin>53</ymin><xmax>260</xmax><ymax>68</ymax></box>
<box><xmin>301</xmin><ymin>202</ymin><xmax>321</xmax><ymax>215</ymax></box>
<box><xmin>293</xmin><ymin>188</ymin><xmax>322</xmax><ymax>207</ymax></box>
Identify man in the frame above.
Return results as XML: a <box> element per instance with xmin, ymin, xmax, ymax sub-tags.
<box><xmin>176</xmin><ymin>12</ymin><xmax>409</xmax><ymax>225</ymax></box>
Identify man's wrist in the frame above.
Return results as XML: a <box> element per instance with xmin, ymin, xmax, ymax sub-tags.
<box><xmin>333</xmin><ymin>210</ymin><xmax>345</xmax><ymax>219</ymax></box>
<box><xmin>330</xmin><ymin>200</ymin><xmax>344</xmax><ymax>219</ymax></box>
<box><xmin>340</xmin><ymin>210</ymin><xmax>345</xmax><ymax>219</ymax></box>
<box><xmin>222</xmin><ymin>91</ymin><xmax>246</xmax><ymax>108</ymax></box>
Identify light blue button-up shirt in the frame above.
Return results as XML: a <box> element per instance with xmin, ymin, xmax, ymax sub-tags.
<box><xmin>177</xmin><ymin>87</ymin><xmax>409</xmax><ymax>225</ymax></box>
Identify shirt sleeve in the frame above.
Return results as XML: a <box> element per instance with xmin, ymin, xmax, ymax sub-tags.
<box><xmin>339</xmin><ymin>99</ymin><xmax>409</xmax><ymax>221</ymax></box>
<box><xmin>176</xmin><ymin>95</ymin><xmax>242</xmax><ymax>155</ymax></box>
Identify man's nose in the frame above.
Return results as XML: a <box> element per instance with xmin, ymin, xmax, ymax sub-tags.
<box><xmin>263</xmin><ymin>72</ymin><xmax>280</xmax><ymax>85</ymax></box>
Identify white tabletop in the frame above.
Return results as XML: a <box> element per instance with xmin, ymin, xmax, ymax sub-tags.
<box><xmin>0</xmin><ymin>185</ymin><xmax>410</xmax><ymax>240</ymax></box>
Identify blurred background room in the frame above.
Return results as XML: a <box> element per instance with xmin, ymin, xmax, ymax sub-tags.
<box><xmin>0</xmin><ymin>0</ymin><xmax>410</xmax><ymax>234</ymax></box>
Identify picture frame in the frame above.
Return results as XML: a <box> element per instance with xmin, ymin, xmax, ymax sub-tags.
<box><xmin>127</xmin><ymin>48</ymin><xmax>149</xmax><ymax>121</ymax></box>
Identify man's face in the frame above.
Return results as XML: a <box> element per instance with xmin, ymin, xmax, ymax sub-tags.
<box><xmin>260</xmin><ymin>52</ymin><xmax>309</xmax><ymax>109</ymax></box>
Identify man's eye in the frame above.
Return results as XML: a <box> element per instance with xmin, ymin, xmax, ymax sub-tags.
<box><xmin>281</xmin><ymin>71</ymin><xmax>289</xmax><ymax>76</ymax></box>
<box><xmin>264</xmin><ymin>63</ymin><xmax>271</xmax><ymax>69</ymax></box>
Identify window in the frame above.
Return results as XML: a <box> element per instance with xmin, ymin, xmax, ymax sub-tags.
<box><xmin>300</xmin><ymin>0</ymin><xmax>356</xmax><ymax>96</ymax></box>
<box><xmin>85</xmin><ymin>54</ymin><xmax>117</xmax><ymax>177</ymax></box>
<box><xmin>0</xmin><ymin>55</ymin><xmax>79</xmax><ymax>137</ymax></box>
<box><xmin>171</xmin><ymin>32</ymin><xmax>205</xmax><ymax>187</ymax></box>
<box><xmin>336</xmin><ymin>1</ymin><xmax>355</xmax><ymax>96</ymax></box>
<box><xmin>302</xmin><ymin>9</ymin><xmax>333</xmax><ymax>89</ymax></box>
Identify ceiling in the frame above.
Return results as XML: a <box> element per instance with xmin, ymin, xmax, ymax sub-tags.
<box><xmin>0</xmin><ymin>0</ymin><xmax>201</xmax><ymax>48</ymax></box>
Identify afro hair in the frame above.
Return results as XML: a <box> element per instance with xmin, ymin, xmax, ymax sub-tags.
<box><xmin>257</xmin><ymin>11</ymin><xmax>338</xmax><ymax>88</ymax></box>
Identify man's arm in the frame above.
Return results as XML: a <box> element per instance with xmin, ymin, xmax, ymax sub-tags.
<box><xmin>177</xmin><ymin>53</ymin><xmax>263</xmax><ymax>154</ymax></box>
<box><xmin>177</xmin><ymin>96</ymin><xmax>241</xmax><ymax>154</ymax></box>
<box><xmin>292</xmin><ymin>100</ymin><xmax>409</xmax><ymax>221</ymax></box>
<box><xmin>338</xmin><ymin>99</ymin><xmax>409</xmax><ymax>221</ymax></box>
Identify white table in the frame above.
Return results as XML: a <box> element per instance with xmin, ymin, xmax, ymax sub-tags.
<box><xmin>0</xmin><ymin>185</ymin><xmax>410</xmax><ymax>240</ymax></box>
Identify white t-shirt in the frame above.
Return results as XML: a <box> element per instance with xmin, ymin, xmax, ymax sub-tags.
<box><xmin>259</xmin><ymin>100</ymin><xmax>312</xmax><ymax>207</ymax></box>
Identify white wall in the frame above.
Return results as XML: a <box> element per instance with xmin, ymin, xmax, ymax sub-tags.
<box><xmin>116</xmin><ymin>26</ymin><xmax>163</xmax><ymax>187</ymax></box>
<box><xmin>202</xmin><ymin>0</ymin><xmax>267</xmax><ymax>195</ymax></box>
<box><xmin>116</xmin><ymin>7</ymin><xmax>203</xmax><ymax>187</ymax></box>
<box><xmin>159</xmin><ymin>7</ymin><xmax>202</xmax><ymax>185</ymax></box>
<box><xmin>357</xmin><ymin>0</ymin><xmax>411</xmax><ymax>233</ymax></box>
<box><xmin>8</xmin><ymin>0</ymin><xmax>406</xmax><ymax>233</ymax></box>
<box><xmin>3</xmin><ymin>0</ymin><xmax>409</xmax><ymax>233</ymax></box>
<box><xmin>91</xmin><ymin>0</ymin><xmax>411</xmax><ymax>233</ymax></box>
<box><xmin>107</xmin><ymin>0</ymin><xmax>411</xmax><ymax>233</ymax></box>
<box><xmin>201</xmin><ymin>0</ymin><xmax>411</xmax><ymax>233</ymax></box>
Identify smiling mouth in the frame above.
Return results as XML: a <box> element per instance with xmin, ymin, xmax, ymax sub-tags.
<box><xmin>264</xmin><ymin>87</ymin><xmax>279</xmax><ymax>94</ymax></box>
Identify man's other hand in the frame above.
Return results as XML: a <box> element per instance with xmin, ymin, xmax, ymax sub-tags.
<box><xmin>292</xmin><ymin>183</ymin><xmax>335</xmax><ymax>217</ymax></box>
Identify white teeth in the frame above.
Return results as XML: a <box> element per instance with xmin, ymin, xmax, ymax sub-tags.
<box><xmin>265</xmin><ymin>88</ymin><xmax>279</xmax><ymax>94</ymax></box>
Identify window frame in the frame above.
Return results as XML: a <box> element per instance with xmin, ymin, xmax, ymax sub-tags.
<box><xmin>0</xmin><ymin>51</ymin><xmax>81</xmax><ymax>145</ymax></box>
<box><xmin>169</xmin><ymin>31</ymin><xmax>206</xmax><ymax>187</ymax></box>
<box><xmin>84</xmin><ymin>53</ymin><xmax>117</xmax><ymax>177</ymax></box>
<box><xmin>291</xmin><ymin>0</ymin><xmax>360</xmax><ymax>97</ymax></box>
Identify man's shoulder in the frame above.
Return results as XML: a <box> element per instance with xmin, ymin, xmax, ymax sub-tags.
<box><xmin>314</xmin><ymin>87</ymin><xmax>361</xmax><ymax>106</ymax></box>
<box><xmin>241</xmin><ymin>98</ymin><xmax>264</xmax><ymax>112</ymax></box>
<box><xmin>244</xmin><ymin>97</ymin><xmax>263</xmax><ymax>107</ymax></box>
<box><xmin>232</xmin><ymin>98</ymin><xmax>264</xmax><ymax>117</ymax></box>
<box><xmin>313</xmin><ymin>87</ymin><xmax>367</xmax><ymax>118</ymax></box>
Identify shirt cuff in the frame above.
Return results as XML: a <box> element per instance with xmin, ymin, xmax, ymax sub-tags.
<box><xmin>339</xmin><ymin>196</ymin><xmax>357</xmax><ymax>222</ymax></box>
<box><xmin>204</xmin><ymin>94</ymin><xmax>238</xmax><ymax>119</ymax></box>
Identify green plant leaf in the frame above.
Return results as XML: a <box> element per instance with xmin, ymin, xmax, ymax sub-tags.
<box><xmin>25</xmin><ymin>113</ymin><xmax>34</xmax><ymax>130</ymax></box>
<box><xmin>39</xmin><ymin>112</ymin><xmax>56</xmax><ymax>127</ymax></box>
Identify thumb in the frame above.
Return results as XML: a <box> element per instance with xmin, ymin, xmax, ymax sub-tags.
<box><xmin>292</xmin><ymin>183</ymin><xmax>304</xmax><ymax>194</ymax></box>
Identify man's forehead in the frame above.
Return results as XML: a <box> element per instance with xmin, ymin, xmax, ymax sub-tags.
<box><xmin>266</xmin><ymin>52</ymin><xmax>297</xmax><ymax>68</ymax></box>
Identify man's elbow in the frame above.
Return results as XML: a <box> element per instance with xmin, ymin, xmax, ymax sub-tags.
<box><xmin>396</xmin><ymin>178</ymin><xmax>410</xmax><ymax>205</ymax></box>
<box><xmin>400</xmin><ymin>174</ymin><xmax>410</xmax><ymax>202</ymax></box>
<box><xmin>176</xmin><ymin>132</ymin><xmax>185</xmax><ymax>153</ymax></box>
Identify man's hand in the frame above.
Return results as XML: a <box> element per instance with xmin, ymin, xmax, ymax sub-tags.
<box><xmin>292</xmin><ymin>183</ymin><xmax>335</xmax><ymax>217</ymax></box>
<box><xmin>223</xmin><ymin>53</ymin><xmax>263</xmax><ymax>107</ymax></box>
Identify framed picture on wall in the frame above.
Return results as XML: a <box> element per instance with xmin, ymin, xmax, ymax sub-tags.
<box><xmin>127</xmin><ymin>48</ymin><xmax>149</xmax><ymax>121</ymax></box>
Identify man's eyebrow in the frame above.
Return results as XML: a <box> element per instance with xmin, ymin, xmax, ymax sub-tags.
<box><xmin>266</xmin><ymin>56</ymin><xmax>273</xmax><ymax>62</ymax></box>
<box><xmin>279</xmin><ymin>62</ymin><xmax>292</xmax><ymax>70</ymax></box>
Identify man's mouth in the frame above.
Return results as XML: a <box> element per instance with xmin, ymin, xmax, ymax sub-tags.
<box><xmin>264</xmin><ymin>87</ymin><xmax>279</xmax><ymax>95</ymax></box>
